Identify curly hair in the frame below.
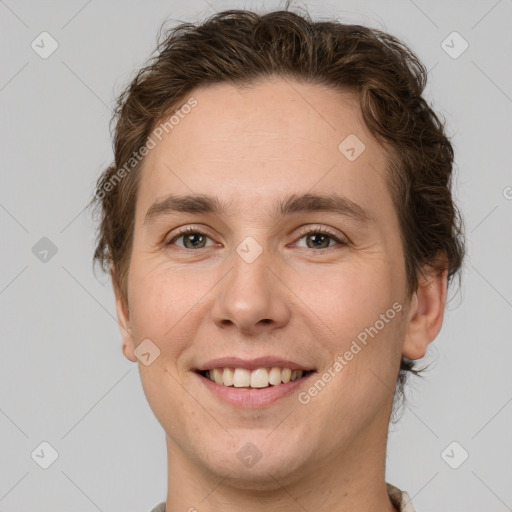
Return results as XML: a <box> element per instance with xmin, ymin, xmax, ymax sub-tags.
<box><xmin>89</xmin><ymin>4</ymin><xmax>465</xmax><ymax>417</ymax></box>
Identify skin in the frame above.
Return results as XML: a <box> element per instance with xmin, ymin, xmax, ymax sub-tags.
<box><xmin>113</xmin><ymin>78</ymin><xmax>448</xmax><ymax>512</ymax></box>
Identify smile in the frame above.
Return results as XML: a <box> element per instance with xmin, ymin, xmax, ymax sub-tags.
<box><xmin>198</xmin><ymin>367</ymin><xmax>314</xmax><ymax>389</ymax></box>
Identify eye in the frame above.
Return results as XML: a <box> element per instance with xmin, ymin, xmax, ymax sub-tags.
<box><xmin>166</xmin><ymin>226</ymin><xmax>215</xmax><ymax>249</ymax></box>
<box><xmin>166</xmin><ymin>225</ymin><xmax>347</xmax><ymax>251</ymax></box>
<box><xmin>294</xmin><ymin>225</ymin><xmax>347</xmax><ymax>250</ymax></box>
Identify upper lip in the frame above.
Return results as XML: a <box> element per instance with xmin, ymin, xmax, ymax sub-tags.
<box><xmin>194</xmin><ymin>357</ymin><xmax>314</xmax><ymax>372</ymax></box>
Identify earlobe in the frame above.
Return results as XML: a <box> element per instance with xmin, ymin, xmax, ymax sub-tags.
<box><xmin>122</xmin><ymin>340</ymin><xmax>136</xmax><ymax>362</ymax></box>
<box><xmin>111</xmin><ymin>271</ymin><xmax>137</xmax><ymax>363</ymax></box>
<box><xmin>402</xmin><ymin>265</ymin><xmax>448</xmax><ymax>360</ymax></box>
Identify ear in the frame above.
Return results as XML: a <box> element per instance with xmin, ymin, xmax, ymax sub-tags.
<box><xmin>403</xmin><ymin>260</ymin><xmax>449</xmax><ymax>360</ymax></box>
<box><xmin>111</xmin><ymin>270</ymin><xmax>137</xmax><ymax>362</ymax></box>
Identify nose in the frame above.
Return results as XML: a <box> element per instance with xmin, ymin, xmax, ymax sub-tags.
<box><xmin>210</xmin><ymin>244</ymin><xmax>292</xmax><ymax>336</ymax></box>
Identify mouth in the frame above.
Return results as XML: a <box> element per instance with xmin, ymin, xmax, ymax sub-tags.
<box><xmin>195</xmin><ymin>367</ymin><xmax>315</xmax><ymax>389</ymax></box>
<box><xmin>192</xmin><ymin>356</ymin><xmax>317</xmax><ymax>407</ymax></box>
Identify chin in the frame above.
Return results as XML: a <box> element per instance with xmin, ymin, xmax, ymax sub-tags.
<box><xmin>201</xmin><ymin>440</ymin><xmax>309</xmax><ymax>490</ymax></box>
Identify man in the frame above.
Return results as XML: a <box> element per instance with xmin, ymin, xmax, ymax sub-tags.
<box><xmin>90</xmin><ymin>6</ymin><xmax>464</xmax><ymax>511</ymax></box>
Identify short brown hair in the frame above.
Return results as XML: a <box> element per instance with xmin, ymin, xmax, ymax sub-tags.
<box><xmin>89</xmin><ymin>5</ymin><xmax>464</xmax><ymax>416</ymax></box>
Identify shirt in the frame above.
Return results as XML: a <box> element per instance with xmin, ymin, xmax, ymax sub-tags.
<box><xmin>149</xmin><ymin>482</ymin><xmax>416</xmax><ymax>511</ymax></box>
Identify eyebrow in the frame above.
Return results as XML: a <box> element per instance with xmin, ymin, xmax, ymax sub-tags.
<box><xmin>144</xmin><ymin>192</ymin><xmax>374</xmax><ymax>225</ymax></box>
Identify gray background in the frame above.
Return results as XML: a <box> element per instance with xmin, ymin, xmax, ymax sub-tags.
<box><xmin>1</xmin><ymin>0</ymin><xmax>511</xmax><ymax>511</ymax></box>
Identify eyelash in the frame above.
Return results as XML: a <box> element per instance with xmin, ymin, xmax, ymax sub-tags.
<box><xmin>166</xmin><ymin>225</ymin><xmax>347</xmax><ymax>251</ymax></box>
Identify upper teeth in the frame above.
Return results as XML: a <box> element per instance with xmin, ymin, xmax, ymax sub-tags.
<box><xmin>205</xmin><ymin>367</ymin><xmax>305</xmax><ymax>388</ymax></box>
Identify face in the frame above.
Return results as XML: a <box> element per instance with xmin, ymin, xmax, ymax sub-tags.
<box><xmin>114</xmin><ymin>78</ymin><xmax>443</xmax><ymax>489</ymax></box>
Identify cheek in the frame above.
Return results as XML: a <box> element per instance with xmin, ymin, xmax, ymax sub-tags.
<box><xmin>127</xmin><ymin>264</ymin><xmax>201</xmax><ymax>430</ymax></box>
<box><xmin>127</xmin><ymin>255</ymin><xmax>195</xmax><ymax>335</ymax></box>
<box><xmin>299</xmin><ymin>254</ymin><xmax>405</xmax><ymax>403</ymax></box>
<box><xmin>303</xmin><ymin>257</ymin><xmax>401</xmax><ymax>341</ymax></box>
<box><xmin>138</xmin><ymin>360</ymin><xmax>196</xmax><ymax>444</ymax></box>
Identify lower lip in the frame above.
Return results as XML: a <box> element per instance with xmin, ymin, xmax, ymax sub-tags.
<box><xmin>197</xmin><ymin>372</ymin><xmax>315</xmax><ymax>408</ymax></box>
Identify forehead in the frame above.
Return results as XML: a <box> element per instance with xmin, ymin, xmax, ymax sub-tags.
<box><xmin>136</xmin><ymin>78</ymin><xmax>391</xmax><ymax>218</ymax></box>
